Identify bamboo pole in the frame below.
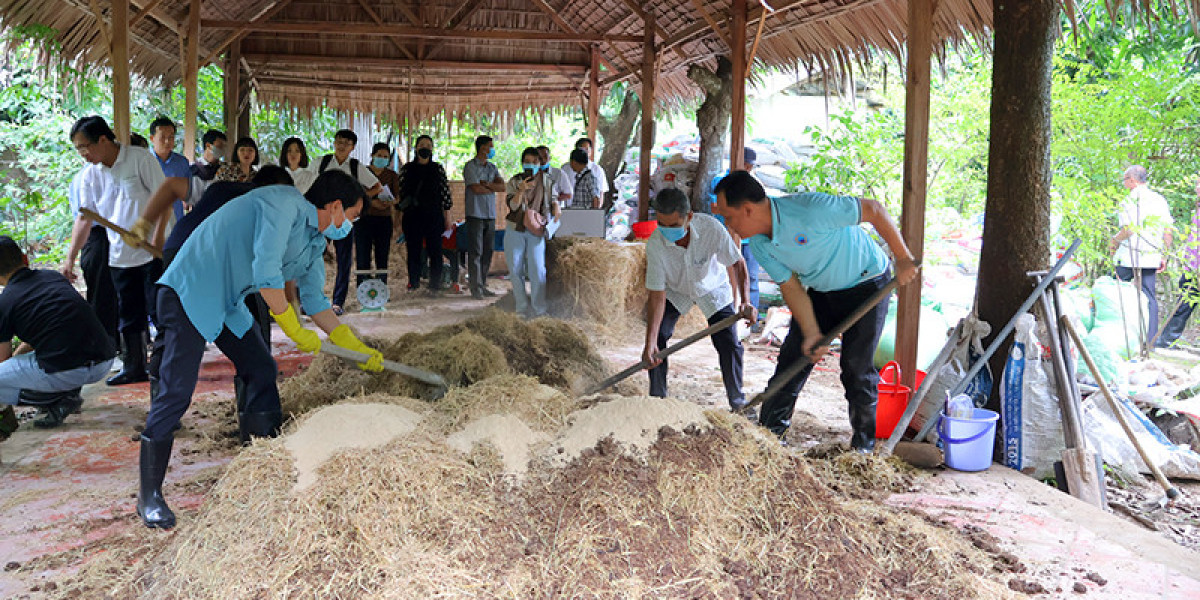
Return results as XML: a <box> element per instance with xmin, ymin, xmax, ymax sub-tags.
<box><xmin>182</xmin><ymin>0</ymin><xmax>200</xmax><ymax>161</ymax></box>
<box><xmin>637</xmin><ymin>10</ymin><xmax>656</xmax><ymax>223</ymax></box>
<box><xmin>730</xmin><ymin>0</ymin><xmax>748</xmax><ymax>171</ymax></box>
<box><xmin>112</xmin><ymin>0</ymin><xmax>130</xmax><ymax>144</ymax></box>
<box><xmin>587</xmin><ymin>44</ymin><xmax>600</xmax><ymax>147</ymax></box>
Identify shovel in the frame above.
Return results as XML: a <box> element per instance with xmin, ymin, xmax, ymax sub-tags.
<box><xmin>583</xmin><ymin>308</ymin><xmax>751</xmax><ymax>396</ymax></box>
<box><xmin>320</xmin><ymin>342</ymin><xmax>448</xmax><ymax>399</ymax></box>
<box><xmin>742</xmin><ymin>268</ymin><xmax>916</xmax><ymax>412</ymax></box>
<box><xmin>79</xmin><ymin>208</ymin><xmax>163</xmax><ymax>259</ymax></box>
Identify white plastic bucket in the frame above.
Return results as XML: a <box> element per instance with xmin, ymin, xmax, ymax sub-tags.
<box><xmin>939</xmin><ymin>408</ymin><xmax>999</xmax><ymax>472</ymax></box>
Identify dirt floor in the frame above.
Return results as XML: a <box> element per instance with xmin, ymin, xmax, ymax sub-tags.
<box><xmin>1</xmin><ymin>276</ymin><xmax>1199</xmax><ymax>598</ymax></box>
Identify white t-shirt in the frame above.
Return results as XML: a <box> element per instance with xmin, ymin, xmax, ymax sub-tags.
<box><xmin>1116</xmin><ymin>185</ymin><xmax>1173</xmax><ymax>269</ymax></box>
<box><xmin>100</xmin><ymin>144</ymin><xmax>168</xmax><ymax>268</ymax></box>
<box><xmin>69</xmin><ymin>163</ymin><xmax>116</xmax><ymax>218</ymax></box>
<box><xmin>556</xmin><ymin>161</ymin><xmax>609</xmax><ymax>199</ymax></box>
<box><xmin>317</xmin><ymin>155</ymin><xmax>380</xmax><ymax>190</ymax></box>
<box><xmin>287</xmin><ymin>166</ymin><xmax>317</xmax><ymax>194</ymax></box>
<box><xmin>645</xmin><ymin>213</ymin><xmax>742</xmax><ymax>319</ymax></box>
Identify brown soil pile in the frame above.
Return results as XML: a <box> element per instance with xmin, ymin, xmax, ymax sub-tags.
<box><xmin>279</xmin><ymin>309</ymin><xmax>610</xmax><ymax>415</ymax></box>
<box><xmin>56</xmin><ymin>399</ymin><xmax>1015</xmax><ymax>599</ymax></box>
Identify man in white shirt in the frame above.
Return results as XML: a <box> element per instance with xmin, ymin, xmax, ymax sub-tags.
<box><xmin>557</xmin><ymin>137</ymin><xmax>609</xmax><ymax>207</ymax></box>
<box><xmin>642</xmin><ymin>189</ymin><xmax>755</xmax><ymax>411</ymax></box>
<box><xmin>1111</xmin><ymin>164</ymin><xmax>1174</xmax><ymax>345</ymax></box>
<box><xmin>61</xmin><ymin>161</ymin><xmax>119</xmax><ymax>352</ymax></box>
<box><xmin>315</xmin><ymin>129</ymin><xmax>382</xmax><ymax>314</ymax></box>
<box><xmin>70</xmin><ymin>116</ymin><xmax>181</xmax><ymax>385</ymax></box>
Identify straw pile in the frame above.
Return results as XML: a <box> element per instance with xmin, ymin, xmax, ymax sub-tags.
<box><xmin>279</xmin><ymin>310</ymin><xmax>610</xmax><ymax>415</ymax></box>
<box><xmin>53</xmin><ymin>392</ymin><xmax>1014</xmax><ymax>600</ymax></box>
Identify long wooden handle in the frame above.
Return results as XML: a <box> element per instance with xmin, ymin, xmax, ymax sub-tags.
<box><xmin>79</xmin><ymin>208</ymin><xmax>163</xmax><ymax>259</ymax></box>
<box><xmin>881</xmin><ymin>320</ymin><xmax>963</xmax><ymax>454</ymax></box>
<box><xmin>320</xmin><ymin>342</ymin><xmax>448</xmax><ymax>389</ymax></box>
<box><xmin>1062</xmin><ymin>317</ymin><xmax>1181</xmax><ymax>500</ymax></box>
<box><xmin>583</xmin><ymin>311</ymin><xmax>745</xmax><ymax>395</ymax></box>
<box><xmin>743</xmin><ymin>269</ymin><xmax>915</xmax><ymax>411</ymax></box>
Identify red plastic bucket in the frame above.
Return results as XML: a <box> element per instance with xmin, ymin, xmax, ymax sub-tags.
<box><xmin>876</xmin><ymin>361</ymin><xmax>914</xmax><ymax>439</ymax></box>
<box><xmin>632</xmin><ymin>220</ymin><xmax>658</xmax><ymax>240</ymax></box>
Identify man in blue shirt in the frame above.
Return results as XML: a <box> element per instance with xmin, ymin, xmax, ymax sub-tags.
<box><xmin>463</xmin><ymin>135</ymin><xmax>506</xmax><ymax>299</ymax></box>
<box><xmin>127</xmin><ymin>170</ymin><xmax>384</xmax><ymax>529</ymax></box>
<box><xmin>148</xmin><ymin>117</ymin><xmax>192</xmax><ymax>219</ymax></box>
<box><xmin>715</xmin><ymin>171</ymin><xmax>917</xmax><ymax>452</ymax></box>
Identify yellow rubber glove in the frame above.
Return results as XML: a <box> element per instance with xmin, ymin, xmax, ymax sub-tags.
<box><xmin>270</xmin><ymin>305</ymin><xmax>321</xmax><ymax>354</ymax></box>
<box><xmin>328</xmin><ymin>324</ymin><xmax>384</xmax><ymax>372</ymax></box>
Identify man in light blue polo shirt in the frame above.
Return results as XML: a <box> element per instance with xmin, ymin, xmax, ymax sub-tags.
<box><xmin>131</xmin><ymin>170</ymin><xmax>384</xmax><ymax>530</ymax></box>
<box><xmin>715</xmin><ymin>171</ymin><xmax>918</xmax><ymax>451</ymax></box>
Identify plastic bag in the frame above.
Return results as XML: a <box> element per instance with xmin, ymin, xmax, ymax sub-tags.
<box><xmin>914</xmin><ymin>315</ymin><xmax>994</xmax><ymax>437</ymax></box>
<box><xmin>1082</xmin><ymin>392</ymin><xmax>1200</xmax><ymax>480</ymax></box>
<box><xmin>1092</xmin><ymin>276</ymin><xmax>1149</xmax><ymax>356</ymax></box>
<box><xmin>874</xmin><ymin>302</ymin><xmax>952</xmax><ymax>370</ymax></box>
<box><xmin>1001</xmin><ymin>314</ymin><xmax>1065</xmax><ymax>479</ymax></box>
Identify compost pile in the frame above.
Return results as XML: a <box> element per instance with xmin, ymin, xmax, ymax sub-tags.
<box><xmin>279</xmin><ymin>309</ymin><xmax>611</xmax><ymax>414</ymax></box>
<box><xmin>54</xmin><ymin>377</ymin><xmax>1013</xmax><ymax>599</ymax></box>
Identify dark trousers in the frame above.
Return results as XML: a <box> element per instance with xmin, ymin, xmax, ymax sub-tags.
<box><xmin>111</xmin><ymin>260</ymin><xmax>162</xmax><ymax>335</ymax></box>
<box><xmin>1116</xmin><ymin>266</ymin><xmax>1159</xmax><ymax>344</ymax></box>
<box><xmin>149</xmin><ymin>291</ymin><xmax>271</xmax><ymax>380</ymax></box>
<box><xmin>404</xmin><ymin>225</ymin><xmax>444</xmax><ymax>289</ymax></box>
<box><xmin>81</xmin><ymin>226</ymin><xmax>118</xmax><ymax>346</ymax></box>
<box><xmin>742</xmin><ymin>244</ymin><xmax>760</xmax><ymax>310</ymax></box>
<box><xmin>332</xmin><ymin>234</ymin><xmax>354</xmax><ymax>307</ymax></box>
<box><xmin>355</xmin><ymin>215</ymin><xmax>393</xmax><ymax>285</ymax></box>
<box><xmin>144</xmin><ymin>287</ymin><xmax>279</xmax><ymax>441</ymax></box>
<box><xmin>1158</xmin><ymin>273</ymin><xmax>1199</xmax><ymax>347</ymax></box>
<box><xmin>758</xmin><ymin>275</ymin><xmax>890</xmax><ymax>436</ymax></box>
<box><xmin>649</xmin><ymin>302</ymin><xmax>744</xmax><ymax>407</ymax></box>
<box><xmin>466</xmin><ymin>217</ymin><xmax>495</xmax><ymax>293</ymax></box>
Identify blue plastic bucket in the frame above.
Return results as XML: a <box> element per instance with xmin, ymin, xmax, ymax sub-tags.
<box><xmin>939</xmin><ymin>408</ymin><xmax>999</xmax><ymax>472</ymax></box>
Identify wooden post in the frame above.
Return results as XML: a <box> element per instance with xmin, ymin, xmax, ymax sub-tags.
<box><xmin>729</xmin><ymin>0</ymin><xmax>747</xmax><ymax>171</ymax></box>
<box><xmin>224</xmin><ymin>41</ymin><xmax>241</xmax><ymax>139</ymax></box>
<box><xmin>637</xmin><ymin>10</ymin><xmax>656</xmax><ymax>223</ymax></box>
<box><xmin>896</xmin><ymin>0</ymin><xmax>933</xmax><ymax>389</ymax></box>
<box><xmin>112</xmin><ymin>0</ymin><xmax>130</xmax><ymax>144</ymax></box>
<box><xmin>587</xmin><ymin>44</ymin><xmax>600</xmax><ymax>146</ymax></box>
<box><xmin>183</xmin><ymin>0</ymin><xmax>200</xmax><ymax>161</ymax></box>
<box><xmin>235</xmin><ymin>40</ymin><xmax>251</xmax><ymax>140</ymax></box>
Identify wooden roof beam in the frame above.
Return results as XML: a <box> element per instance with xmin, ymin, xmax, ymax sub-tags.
<box><xmin>129</xmin><ymin>0</ymin><xmax>166</xmax><ymax>30</ymax></box>
<box><xmin>618</xmin><ymin>0</ymin><xmax>687</xmax><ymax>60</ymax></box>
<box><xmin>662</xmin><ymin>0</ymin><xmax>814</xmax><ymax>55</ymax></box>
<box><xmin>354</xmin><ymin>0</ymin><xmax>416</xmax><ymax>59</ymax></box>
<box><xmin>423</xmin><ymin>0</ymin><xmax>487</xmax><ymax>60</ymax></box>
<box><xmin>526</xmin><ymin>0</ymin><xmax>620</xmax><ymax>73</ymax></box>
<box><xmin>243</xmin><ymin>52</ymin><xmax>588</xmax><ymax>73</ymax></box>
<box><xmin>202</xmin><ymin>0</ymin><xmax>299</xmax><ymax>67</ymax></box>
<box><xmin>200</xmin><ymin>20</ymin><xmax>645</xmax><ymax>43</ymax></box>
<box><xmin>689</xmin><ymin>0</ymin><xmax>732</xmax><ymax>49</ymax></box>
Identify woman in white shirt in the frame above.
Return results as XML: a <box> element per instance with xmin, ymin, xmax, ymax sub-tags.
<box><xmin>279</xmin><ymin>137</ymin><xmax>317</xmax><ymax>194</ymax></box>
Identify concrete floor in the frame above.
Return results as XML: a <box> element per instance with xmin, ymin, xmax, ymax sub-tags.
<box><xmin>1</xmin><ymin>288</ymin><xmax>1198</xmax><ymax>598</ymax></box>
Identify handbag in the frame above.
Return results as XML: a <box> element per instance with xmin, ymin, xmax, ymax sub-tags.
<box><xmin>397</xmin><ymin>172</ymin><xmax>425</xmax><ymax>212</ymax></box>
<box><xmin>524</xmin><ymin>207</ymin><xmax>547</xmax><ymax>237</ymax></box>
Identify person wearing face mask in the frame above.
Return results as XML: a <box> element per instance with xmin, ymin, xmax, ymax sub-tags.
<box><xmin>356</xmin><ymin>143</ymin><xmax>401</xmax><ymax>289</ymax></box>
<box><xmin>505</xmin><ymin>147</ymin><xmax>562</xmax><ymax>317</ymax></box>
<box><xmin>536</xmin><ymin>145</ymin><xmax>563</xmax><ymax>197</ymax></box>
<box><xmin>134</xmin><ymin>169</ymin><xmax>382</xmax><ymax>530</ymax></box>
<box><xmin>316</xmin><ymin>129</ymin><xmax>383</xmax><ymax>315</ymax></box>
<box><xmin>463</xmin><ymin>135</ymin><xmax>507</xmax><ymax>299</ymax></box>
<box><xmin>279</xmin><ymin>137</ymin><xmax>317</xmax><ymax>194</ymax></box>
<box><xmin>398</xmin><ymin>135</ymin><xmax>454</xmax><ymax>292</ymax></box>
<box><xmin>214</xmin><ymin>137</ymin><xmax>260</xmax><ymax>183</ymax></box>
<box><xmin>561</xmin><ymin>148</ymin><xmax>600</xmax><ymax>209</ymax></box>
<box><xmin>191</xmin><ymin>129</ymin><xmax>227</xmax><ymax>182</ymax></box>
<box><xmin>643</xmin><ymin>189</ymin><xmax>754</xmax><ymax>413</ymax></box>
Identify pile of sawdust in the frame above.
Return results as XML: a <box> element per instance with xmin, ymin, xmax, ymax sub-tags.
<box><xmin>285</xmin><ymin>402</ymin><xmax>424</xmax><ymax>490</ymax></box>
<box><xmin>279</xmin><ymin>310</ymin><xmax>610</xmax><ymax>416</ymax></box>
<box><xmin>60</xmin><ymin>390</ymin><xmax>1017</xmax><ymax>600</ymax></box>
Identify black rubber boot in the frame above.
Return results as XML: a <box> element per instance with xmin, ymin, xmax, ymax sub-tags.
<box><xmin>108</xmin><ymin>330</ymin><xmax>149</xmax><ymax>386</ymax></box>
<box><xmin>848</xmin><ymin>401</ymin><xmax>878</xmax><ymax>453</ymax></box>
<box><xmin>238</xmin><ymin>411</ymin><xmax>283</xmax><ymax>444</ymax></box>
<box><xmin>19</xmin><ymin>389</ymin><xmax>83</xmax><ymax>428</ymax></box>
<box><xmin>137</xmin><ymin>434</ymin><xmax>176</xmax><ymax>529</ymax></box>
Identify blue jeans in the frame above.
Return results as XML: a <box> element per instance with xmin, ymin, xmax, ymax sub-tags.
<box><xmin>0</xmin><ymin>354</ymin><xmax>113</xmax><ymax>405</ymax></box>
<box><xmin>505</xmin><ymin>229</ymin><xmax>548</xmax><ymax>316</ymax></box>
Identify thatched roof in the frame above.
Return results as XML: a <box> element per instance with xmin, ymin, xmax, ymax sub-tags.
<box><xmin>0</xmin><ymin>0</ymin><xmax>994</xmax><ymax>122</ymax></box>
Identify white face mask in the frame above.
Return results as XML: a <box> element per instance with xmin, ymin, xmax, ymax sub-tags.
<box><xmin>210</xmin><ymin>146</ymin><xmax>225</xmax><ymax>161</ymax></box>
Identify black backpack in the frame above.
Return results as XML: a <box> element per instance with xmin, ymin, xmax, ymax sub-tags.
<box><xmin>318</xmin><ymin>154</ymin><xmax>361</xmax><ymax>181</ymax></box>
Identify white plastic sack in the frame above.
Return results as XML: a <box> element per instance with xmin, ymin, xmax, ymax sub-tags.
<box><xmin>915</xmin><ymin>315</ymin><xmax>993</xmax><ymax>438</ymax></box>
<box><xmin>650</xmin><ymin>159</ymin><xmax>697</xmax><ymax>198</ymax></box>
<box><xmin>1001</xmin><ymin>314</ymin><xmax>1066</xmax><ymax>479</ymax></box>
<box><xmin>1082</xmin><ymin>392</ymin><xmax>1200</xmax><ymax>481</ymax></box>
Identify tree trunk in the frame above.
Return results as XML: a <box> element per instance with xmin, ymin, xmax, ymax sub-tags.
<box><xmin>976</xmin><ymin>1</ymin><xmax>1058</xmax><ymax>426</ymax></box>
<box><xmin>597</xmin><ymin>87</ymin><xmax>641</xmax><ymax>202</ymax></box>
<box><xmin>689</xmin><ymin>56</ymin><xmax>733</xmax><ymax>213</ymax></box>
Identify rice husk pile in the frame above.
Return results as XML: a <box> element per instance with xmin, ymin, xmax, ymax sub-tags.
<box><xmin>279</xmin><ymin>310</ymin><xmax>610</xmax><ymax>415</ymax></box>
<box><xmin>545</xmin><ymin>237</ymin><xmax>716</xmax><ymax>340</ymax></box>
<box><xmin>64</xmin><ymin>389</ymin><xmax>1016</xmax><ymax>600</ymax></box>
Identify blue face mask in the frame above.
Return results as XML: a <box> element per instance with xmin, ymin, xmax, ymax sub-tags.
<box><xmin>658</xmin><ymin>225</ymin><xmax>688</xmax><ymax>243</ymax></box>
<box><xmin>487</xmin><ymin>148</ymin><xmax>496</xmax><ymax>160</ymax></box>
<box><xmin>371</xmin><ymin>157</ymin><xmax>389</xmax><ymax>169</ymax></box>
<box><xmin>322</xmin><ymin>206</ymin><xmax>355</xmax><ymax>240</ymax></box>
<box><xmin>541</xmin><ymin>164</ymin><xmax>551</xmax><ymax>172</ymax></box>
<box><xmin>522</xmin><ymin>163</ymin><xmax>539</xmax><ymax>173</ymax></box>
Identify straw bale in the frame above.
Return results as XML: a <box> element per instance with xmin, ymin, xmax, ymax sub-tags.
<box><xmin>72</xmin><ymin>404</ymin><xmax>1012</xmax><ymax>599</ymax></box>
